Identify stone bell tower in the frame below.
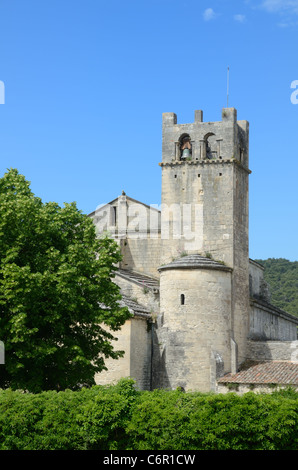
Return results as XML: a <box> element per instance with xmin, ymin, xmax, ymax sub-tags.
<box><xmin>154</xmin><ymin>108</ymin><xmax>251</xmax><ymax>391</ymax></box>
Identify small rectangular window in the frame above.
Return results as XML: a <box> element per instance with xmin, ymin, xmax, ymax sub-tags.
<box><xmin>180</xmin><ymin>294</ymin><xmax>185</xmax><ymax>305</ymax></box>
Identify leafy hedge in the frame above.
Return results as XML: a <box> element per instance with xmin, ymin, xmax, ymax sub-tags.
<box><xmin>0</xmin><ymin>378</ymin><xmax>297</xmax><ymax>450</ymax></box>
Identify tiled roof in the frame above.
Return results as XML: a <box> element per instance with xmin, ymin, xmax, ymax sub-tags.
<box><xmin>119</xmin><ymin>294</ymin><xmax>152</xmax><ymax>319</ymax></box>
<box><xmin>117</xmin><ymin>269</ymin><xmax>159</xmax><ymax>293</ymax></box>
<box><xmin>218</xmin><ymin>361</ymin><xmax>298</xmax><ymax>385</ymax></box>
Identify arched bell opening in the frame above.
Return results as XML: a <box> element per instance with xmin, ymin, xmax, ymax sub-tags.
<box><xmin>179</xmin><ymin>134</ymin><xmax>192</xmax><ymax>161</ymax></box>
<box><xmin>203</xmin><ymin>132</ymin><xmax>216</xmax><ymax>160</ymax></box>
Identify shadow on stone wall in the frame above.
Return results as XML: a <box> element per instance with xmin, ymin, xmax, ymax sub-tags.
<box><xmin>247</xmin><ymin>339</ymin><xmax>298</xmax><ymax>363</ymax></box>
<box><xmin>150</xmin><ymin>320</ymin><xmax>190</xmax><ymax>391</ymax></box>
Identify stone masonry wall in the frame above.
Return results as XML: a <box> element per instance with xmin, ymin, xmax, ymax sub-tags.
<box><xmin>94</xmin><ymin>320</ymin><xmax>131</xmax><ymax>386</ymax></box>
<box><xmin>249</xmin><ymin>301</ymin><xmax>298</xmax><ymax>341</ymax></box>
<box><xmin>154</xmin><ymin>268</ymin><xmax>232</xmax><ymax>392</ymax></box>
<box><xmin>231</xmin><ymin>163</ymin><xmax>250</xmax><ymax>366</ymax></box>
<box><xmin>120</xmin><ymin>238</ymin><xmax>161</xmax><ymax>278</ymax></box>
<box><xmin>247</xmin><ymin>340</ymin><xmax>298</xmax><ymax>362</ymax></box>
<box><xmin>249</xmin><ymin>259</ymin><xmax>265</xmax><ymax>299</ymax></box>
<box><xmin>114</xmin><ymin>273</ymin><xmax>159</xmax><ymax>316</ymax></box>
<box><xmin>217</xmin><ymin>383</ymin><xmax>298</xmax><ymax>395</ymax></box>
<box><xmin>130</xmin><ymin>318</ymin><xmax>152</xmax><ymax>390</ymax></box>
<box><xmin>94</xmin><ymin>317</ymin><xmax>151</xmax><ymax>390</ymax></box>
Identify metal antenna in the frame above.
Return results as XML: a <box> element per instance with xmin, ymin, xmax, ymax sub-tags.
<box><xmin>227</xmin><ymin>66</ymin><xmax>229</xmax><ymax>107</ymax></box>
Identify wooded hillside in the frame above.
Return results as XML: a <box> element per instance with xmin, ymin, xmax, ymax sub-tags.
<box><xmin>255</xmin><ymin>258</ymin><xmax>298</xmax><ymax>318</ymax></box>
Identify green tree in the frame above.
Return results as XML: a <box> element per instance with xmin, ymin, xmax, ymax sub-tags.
<box><xmin>0</xmin><ymin>169</ymin><xmax>131</xmax><ymax>393</ymax></box>
<box><xmin>255</xmin><ymin>258</ymin><xmax>298</xmax><ymax>318</ymax></box>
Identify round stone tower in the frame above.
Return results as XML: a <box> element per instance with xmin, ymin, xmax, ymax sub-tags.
<box><xmin>156</xmin><ymin>255</ymin><xmax>232</xmax><ymax>392</ymax></box>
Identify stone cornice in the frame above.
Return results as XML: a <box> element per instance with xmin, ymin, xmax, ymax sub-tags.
<box><xmin>159</xmin><ymin>159</ymin><xmax>252</xmax><ymax>174</ymax></box>
<box><xmin>158</xmin><ymin>254</ymin><xmax>232</xmax><ymax>273</ymax></box>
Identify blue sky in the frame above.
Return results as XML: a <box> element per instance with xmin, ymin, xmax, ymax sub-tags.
<box><xmin>0</xmin><ymin>0</ymin><xmax>297</xmax><ymax>261</ymax></box>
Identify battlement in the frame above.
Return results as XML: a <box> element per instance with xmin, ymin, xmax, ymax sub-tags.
<box><xmin>162</xmin><ymin>107</ymin><xmax>238</xmax><ymax>125</ymax></box>
<box><xmin>162</xmin><ymin>108</ymin><xmax>249</xmax><ymax>167</ymax></box>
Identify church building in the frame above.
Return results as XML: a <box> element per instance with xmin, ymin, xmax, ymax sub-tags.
<box><xmin>89</xmin><ymin>108</ymin><xmax>298</xmax><ymax>393</ymax></box>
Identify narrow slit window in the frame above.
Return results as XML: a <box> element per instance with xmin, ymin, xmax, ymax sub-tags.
<box><xmin>180</xmin><ymin>294</ymin><xmax>185</xmax><ymax>305</ymax></box>
<box><xmin>113</xmin><ymin>206</ymin><xmax>117</xmax><ymax>225</ymax></box>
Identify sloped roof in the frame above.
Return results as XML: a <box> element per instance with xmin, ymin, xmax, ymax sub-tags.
<box><xmin>88</xmin><ymin>194</ymin><xmax>161</xmax><ymax>218</ymax></box>
<box><xmin>117</xmin><ymin>269</ymin><xmax>159</xmax><ymax>293</ymax></box>
<box><xmin>218</xmin><ymin>361</ymin><xmax>298</xmax><ymax>385</ymax></box>
<box><xmin>119</xmin><ymin>294</ymin><xmax>152</xmax><ymax>319</ymax></box>
<box><xmin>158</xmin><ymin>254</ymin><xmax>232</xmax><ymax>272</ymax></box>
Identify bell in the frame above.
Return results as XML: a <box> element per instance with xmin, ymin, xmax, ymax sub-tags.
<box><xmin>181</xmin><ymin>148</ymin><xmax>190</xmax><ymax>159</ymax></box>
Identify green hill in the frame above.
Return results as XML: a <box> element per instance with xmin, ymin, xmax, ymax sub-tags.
<box><xmin>255</xmin><ymin>258</ymin><xmax>298</xmax><ymax>318</ymax></box>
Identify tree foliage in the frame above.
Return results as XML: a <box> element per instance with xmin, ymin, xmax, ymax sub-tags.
<box><xmin>0</xmin><ymin>169</ymin><xmax>131</xmax><ymax>392</ymax></box>
<box><xmin>255</xmin><ymin>258</ymin><xmax>298</xmax><ymax>317</ymax></box>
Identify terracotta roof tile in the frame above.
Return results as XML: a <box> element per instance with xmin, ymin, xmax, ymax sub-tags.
<box><xmin>218</xmin><ymin>361</ymin><xmax>298</xmax><ymax>385</ymax></box>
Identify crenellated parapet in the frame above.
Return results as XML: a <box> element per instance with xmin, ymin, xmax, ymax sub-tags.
<box><xmin>162</xmin><ymin>108</ymin><xmax>249</xmax><ymax>169</ymax></box>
